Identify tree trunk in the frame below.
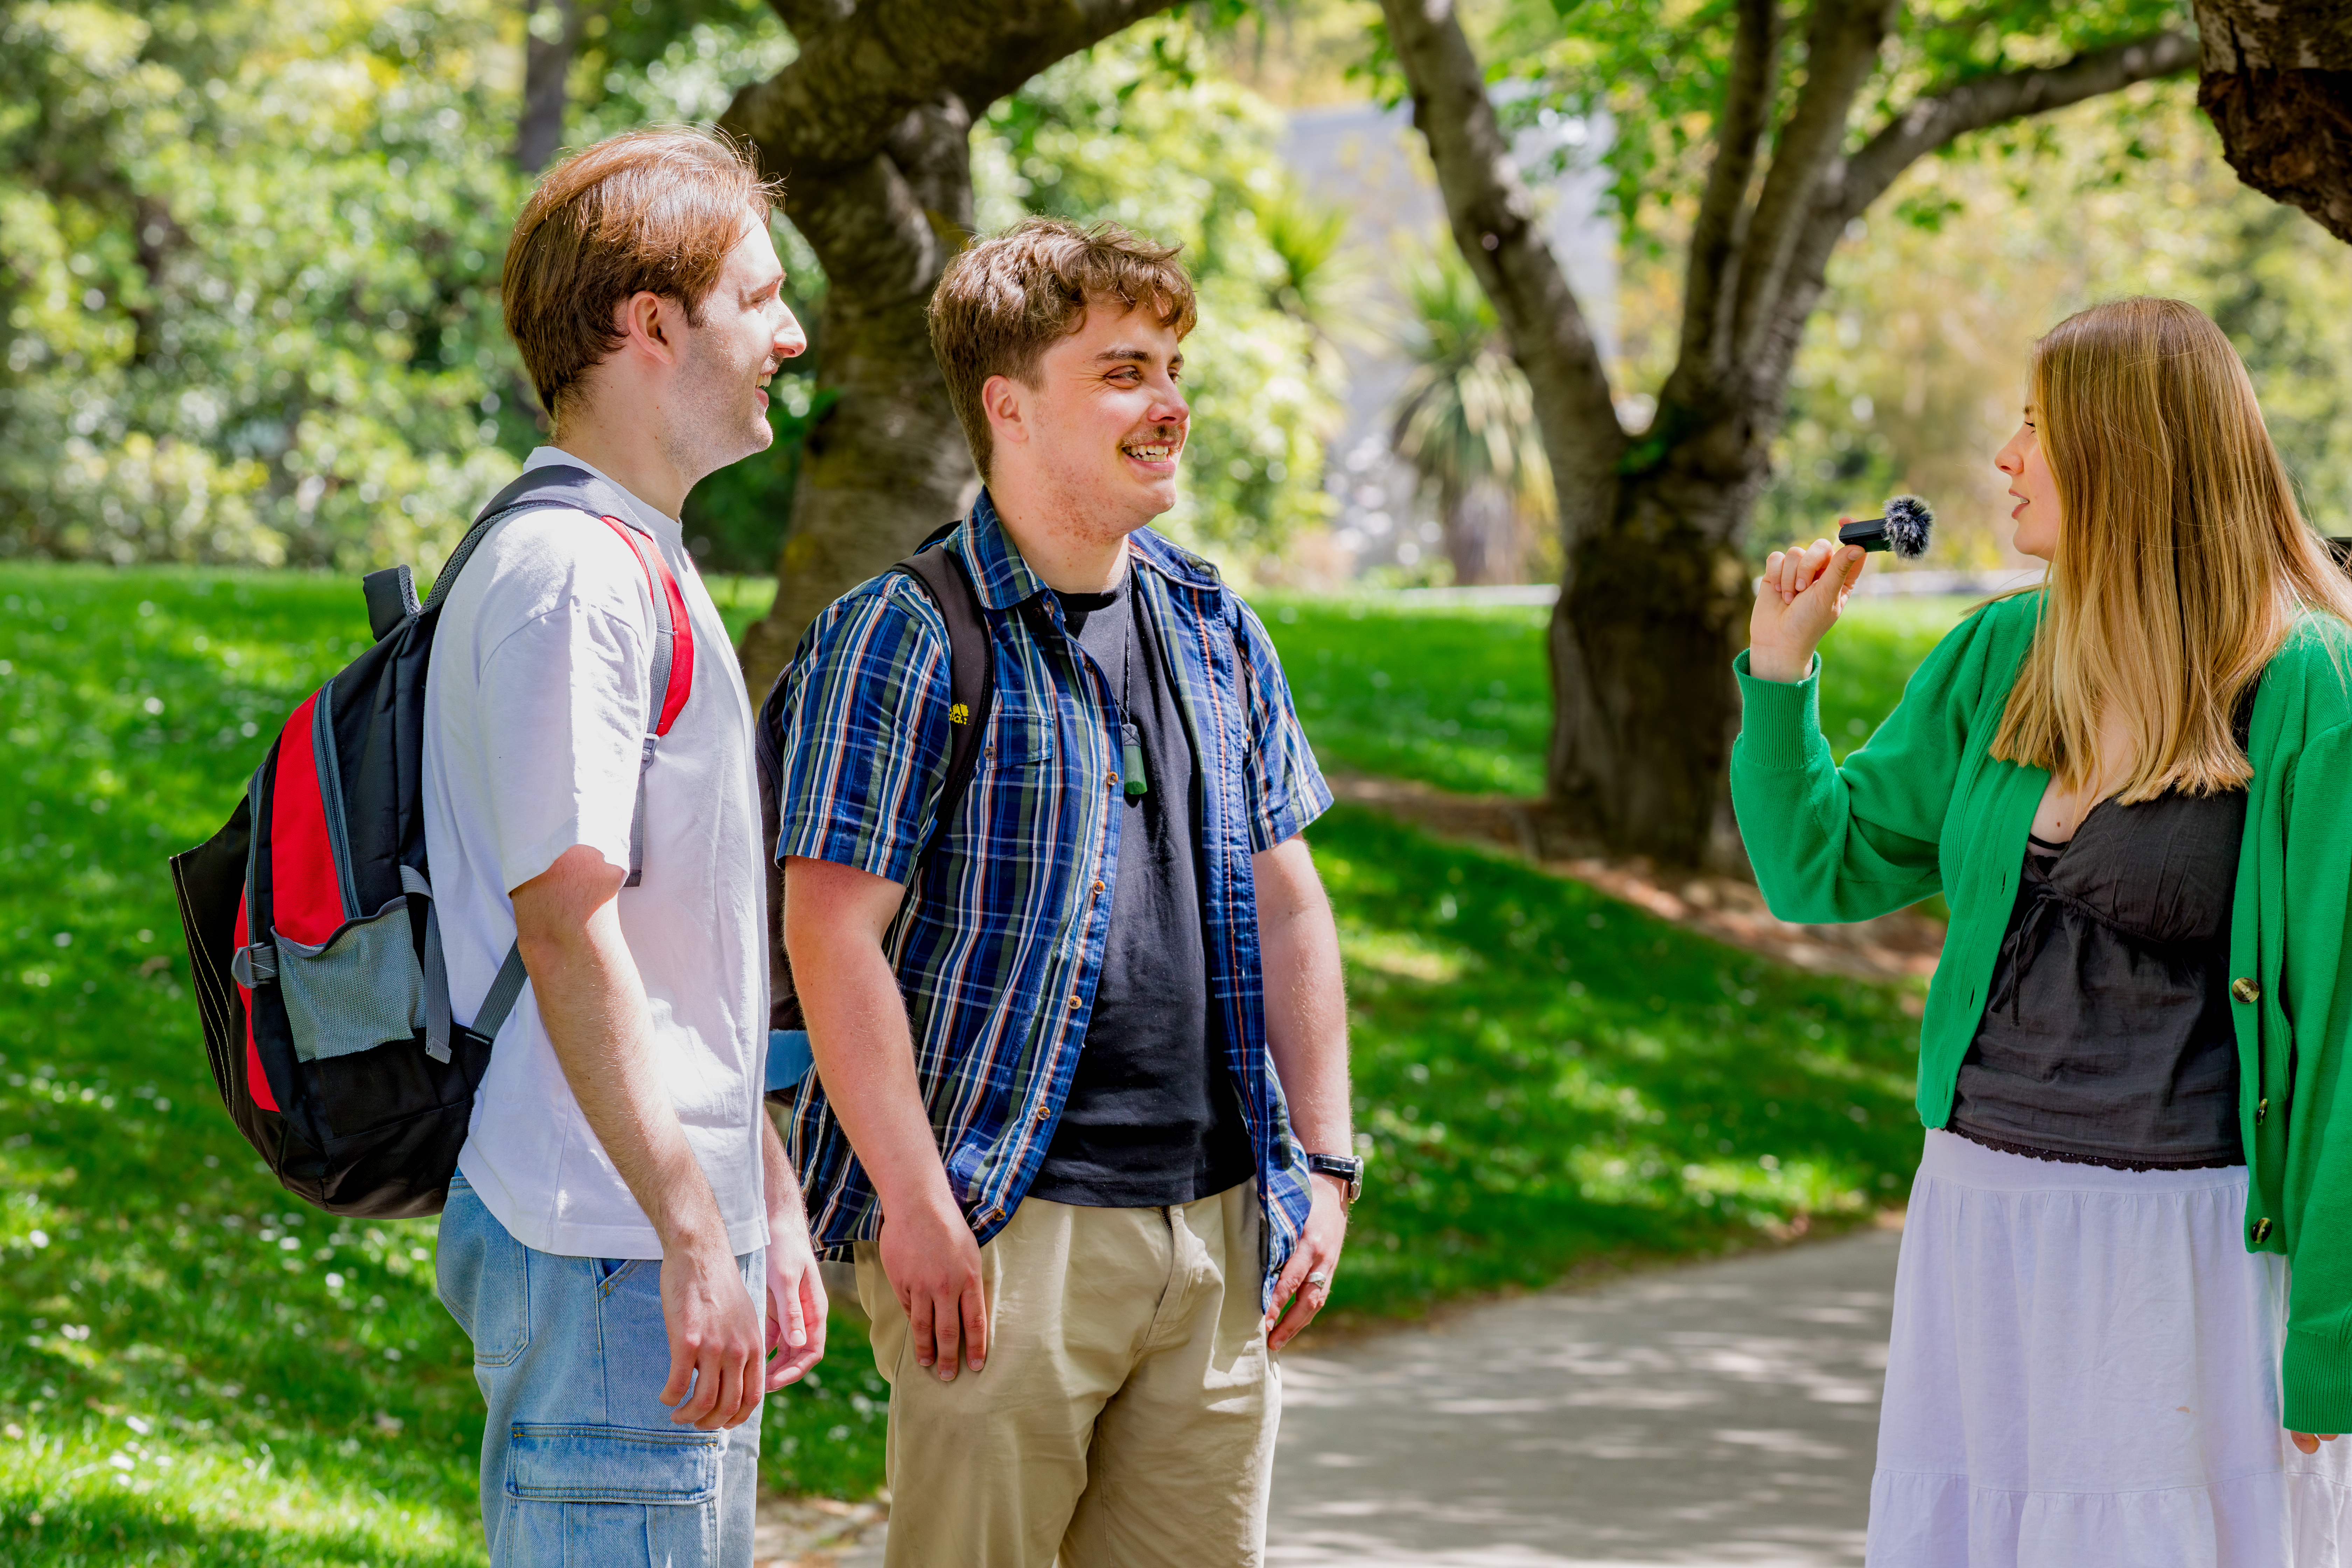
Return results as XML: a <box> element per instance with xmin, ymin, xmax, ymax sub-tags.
<box><xmin>1547</xmin><ymin>459</ymin><xmax>1760</xmax><ymax>866</ymax></box>
<box><xmin>1381</xmin><ymin>0</ymin><xmax>2197</xmax><ymax>867</ymax></box>
<box><xmin>722</xmin><ymin>0</ymin><xmax>1182</xmax><ymax>696</ymax></box>
<box><xmin>735</xmin><ymin>100</ymin><xmax>981</xmax><ymax>689</ymax></box>
<box><xmin>1441</xmin><ymin>481</ymin><xmax>1522</xmax><ymax>585</ymax></box>
<box><xmin>2196</xmin><ymin>1</ymin><xmax>2352</xmax><ymax>243</ymax></box>
<box><xmin>516</xmin><ymin>0</ymin><xmax>584</xmax><ymax>174</ymax></box>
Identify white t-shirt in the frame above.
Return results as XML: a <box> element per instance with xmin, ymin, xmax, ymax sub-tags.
<box><xmin>422</xmin><ymin>448</ymin><xmax>768</xmax><ymax>1259</ymax></box>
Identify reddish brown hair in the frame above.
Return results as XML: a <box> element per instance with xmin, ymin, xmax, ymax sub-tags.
<box><xmin>502</xmin><ymin>126</ymin><xmax>779</xmax><ymax>421</ymax></box>
<box><xmin>927</xmin><ymin>217</ymin><xmax>1197</xmax><ymax>477</ymax></box>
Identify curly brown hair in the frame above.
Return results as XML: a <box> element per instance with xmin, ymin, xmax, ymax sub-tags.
<box><xmin>927</xmin><ymin>217</ymin><xmax>1197</xmax><ymax>478</ymax></box>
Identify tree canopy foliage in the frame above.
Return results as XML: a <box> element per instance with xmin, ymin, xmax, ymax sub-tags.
<box><xmin>2</xmin><ymin>0</ymin><xmax>524</xmax><ymax>569</ymax></box>
<box><xmin>1</xmin><ymin>1</ymin><xmax>1339</xmax><ymax>579</ymax></box>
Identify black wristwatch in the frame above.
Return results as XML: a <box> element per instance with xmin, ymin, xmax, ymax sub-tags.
<box><xmin>1305</xmin><ymin>1152</ymin><xmax>1364</xmax><ymax>1207</ymax></box>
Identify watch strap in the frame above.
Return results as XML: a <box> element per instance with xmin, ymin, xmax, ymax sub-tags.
<box><xmin>1304</xmin><ymin>1151</ymin><xmax>1364</xmax><ymax>1203</ymax></box>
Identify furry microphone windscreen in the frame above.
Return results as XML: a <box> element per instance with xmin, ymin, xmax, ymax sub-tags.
<box><xmin>1839</xmin><ymin>494</ymin><xmax>1935</xmax><ymax>559</ymax></box>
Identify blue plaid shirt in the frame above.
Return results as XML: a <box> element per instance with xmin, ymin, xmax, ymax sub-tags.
<box><xmin>769</xmin><ymin>492</ymin><xmax>1332</xmax><ymax>1299</ymax></box>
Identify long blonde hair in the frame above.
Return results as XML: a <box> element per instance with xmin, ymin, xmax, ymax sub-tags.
<box><xmin>1988</xmin><ymin>297</ymin><xmax>2352</xmax><ymax>798</ymax></box>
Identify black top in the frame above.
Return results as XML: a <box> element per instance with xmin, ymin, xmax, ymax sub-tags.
<box><xmin>1026</xmin><ymin>570</ymin><xmax>1255</xmax><ymax>1208</ymax></box>
<box><xmin>1949</xmin><ymin>788</ymin><xmax>2248</xmax><ymax>1170</ymax></box>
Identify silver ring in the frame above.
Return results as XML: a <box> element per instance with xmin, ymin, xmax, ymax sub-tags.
<box><xmin>1306</xmin><ymin>1272</ymin><xmax>1330</xmax><ymax>1290</ymax></box>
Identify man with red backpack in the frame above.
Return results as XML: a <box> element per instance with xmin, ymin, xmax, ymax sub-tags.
<box><xmin>424</xmin><ymin>128</ymin><xmax>825</xmax><ymax>1566</ymax></box>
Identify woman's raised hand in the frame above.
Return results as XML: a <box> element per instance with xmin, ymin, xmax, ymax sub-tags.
<box><xmin>1749</xmin><ymin>527</ymin><xmax>1868</xmax><ymax>684</ymax></box>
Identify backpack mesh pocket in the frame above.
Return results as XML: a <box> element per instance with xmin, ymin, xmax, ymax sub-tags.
<box><xmin>273</xmin><ymin>900</ymin><xmax>426</xmax><ymax>1062</ymax></box>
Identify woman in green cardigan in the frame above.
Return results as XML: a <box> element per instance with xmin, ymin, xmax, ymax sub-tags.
<box><xmin>1733</xmin><ymin>296</ymin><xmax>2352</xmax><ymax>1566</ymax></box>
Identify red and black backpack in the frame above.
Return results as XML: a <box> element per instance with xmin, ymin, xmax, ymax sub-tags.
<box><xmin>169</xmin><ymin>466</ymin><xmax>693</xmax><ymax>1217</ymax></box>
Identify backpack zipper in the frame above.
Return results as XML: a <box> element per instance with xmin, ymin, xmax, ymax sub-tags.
<box><xmin>310</xmin><ymin>677</ymin><xmax>362</xmax><ymax>924</ymax></box>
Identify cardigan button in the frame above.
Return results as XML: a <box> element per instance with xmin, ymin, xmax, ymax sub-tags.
<box><xmin>2231</xmin><ymin>977</ymin><xmax>2261</xmax><ymax>1005</ymax></box>
<box><xmin>2253</xmin><ymin>1217</ymin><xmax>2274</xmax><ymax>1243</ymax></box>
<box><xmin>2256</xmin><ymin>1096</ymin><xmax>2270</xmax><ymax>1122</ymax></box>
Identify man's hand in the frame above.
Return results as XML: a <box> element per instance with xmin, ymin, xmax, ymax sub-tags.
<box><xmin>1265</xmin><ymin>1173</ymin><xmax>1349</xmax><ymax>1351</ymax></box>
<box><xmin>762</xmin><ymin>1119</ymin><xmax>827</xmax><ymax>1391</ymax></box>
<box><xmin>1254</xmin><ymin>835</ymin><xmax>1353</xmax><ymax>1355</ymax></box>
<box><xmin>2292</xmin><ymin>1430</ymin><xmax>2340</xmax><ymax>1456</ymax></box>
<box><xmin>1749</xmin><ymin>534</ymin><xmax>1867</xmax><ymax>684</ymax></box>
<box><xmin>782</xmin><ymin>855</ymin><xmax>987</xmax><ymax>1383</ymax></box>
<box><xmin>658</xmin><ymin>1238</ymin><xmax>767</xmax><ymax>1429</ymax></box>
<box><xmin>512</xmin><ymin>845</ymin><xmax>766</xmax><ymax>1430</ymax></box>
<box><xmin>880</xmin><ymin>1195</ymin><xmax>989</xmax><ymax>1381</ymax></box>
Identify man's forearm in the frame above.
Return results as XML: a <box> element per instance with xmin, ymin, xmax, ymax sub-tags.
<box><xmin>790</xmin><ymin>927</ymin><xmax>961</xmax><ymax>1220</ymax></box>
<box><xmin>1256</xmin><ymin>837</ymin><xmax>1352</xmax><ymax>1153</ymax></box>
<box><xmin>761</xmin><ymin>1112</ymin><xmax>811</xmax><ymax>1232</ymax></box>
<box><xmin>514</xmin><ymin>849</ymin><xmax>727</xmax><ymax>1251</ymax></box>
<box><xmin>780</xmin><ymin>857</ymin><xmax>960</xmax><ymax>1224</ymax></box>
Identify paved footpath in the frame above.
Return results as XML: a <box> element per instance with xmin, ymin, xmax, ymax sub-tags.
<box><xmin>1266</xmin><ymin>1226</ymin><xmax>1901</xmax><ymax>1568</ymax></box>
<box><xmin>770</xmin><ymin>1226</ymin><xmax>1903</xmax><ymax>1567</ymax></box>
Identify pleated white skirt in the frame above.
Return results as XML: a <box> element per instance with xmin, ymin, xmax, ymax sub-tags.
<box><xmin>1867</xmin><ymin>1129</ymin><xmax>2352</xmax><ymax>1567</ymax></box>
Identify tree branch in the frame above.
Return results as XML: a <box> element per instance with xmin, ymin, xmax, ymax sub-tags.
<box><xmin>1673</xmin><ymin>0</ymin><xmax>1780</xmax><ymax>388</ymax></box>
<box><xmin>1729</xmin><ymin>0</ymin><xmax>1896</xmax><ymax>366</ymax></box>
<box><xmin>763</xmin><ymin>0</ymin><xmax>854</xmax><ymax>36</ymax></box>
<box><xmin>724</xmin><ymin>0</ymin><xmax>1177</xmax><ymax>183</ymax></box>
<box><xmin>1377</xmin><ymin>0</ymin><xmax>1625</xmax><ymax>550</ymax></box>
<box><xmin>1747</xmin><ymin>28</ymin><xmax>2198</xmax><ymax>421</ymax></box>
<box><xmin>1840</xmin><ymin>29</ymin><xmax>2199</xmax><ymax>218</ymax></box>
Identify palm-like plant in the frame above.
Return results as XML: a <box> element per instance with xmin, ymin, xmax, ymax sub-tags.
<box><xmin>1388</xmin><ymin>243</ymin><xmax>1554</xmax><ymax>584</ymax></box>
<box><xmin>1255</xmin><ymin>178</ymin><xmax>1370</xmax><ymax>377</ymax></box>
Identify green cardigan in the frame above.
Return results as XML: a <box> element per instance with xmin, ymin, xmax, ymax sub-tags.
<box><xmin>1731</xmin><ymin>589</ymin><xmax>2352</xmax><ymax>1433</ymax></box>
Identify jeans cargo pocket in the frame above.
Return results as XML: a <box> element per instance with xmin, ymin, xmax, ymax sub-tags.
<box><xmin>436</xmin><ymin>1179</ymin><xmax>530</xmax><ymax>1367</ymax></box>
<box><xmin>497</xmin><ymin>1423</ymin><xmax>721</xmax><ymax>1568</ymax></box>
<box><xmin>272</xmin><ymin>897</ymin><xmax>425</xmax><ymax>1061</ymax></box>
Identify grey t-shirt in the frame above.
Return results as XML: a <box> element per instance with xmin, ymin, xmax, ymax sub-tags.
<box><xmin>1025</xmin><ymin>568</ymin><xmax>1255</xmax><ymax>1208</ymax></box>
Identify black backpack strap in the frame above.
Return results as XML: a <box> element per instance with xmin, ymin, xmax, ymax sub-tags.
<box><xmin>893</xmin><ymin>537</ymin><xmax>993</xmax><ymax>852</ymax></box>
<box><xmin>756</xmin><ymin>525</ymin><xmax>990</xmax><ymax>1098</ymax></box>
<box><xmin>423</xmin><ymin>464</ymin><xmax>631</xmax><ymax>612</ymax></box>
<box><xmin>415</xmin><ymin>463</ymin><xmax>681</xmax><ymax>1060</ymax></box>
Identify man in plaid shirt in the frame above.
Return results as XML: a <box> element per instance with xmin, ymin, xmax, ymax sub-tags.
<box><xmin>766</xmin><ymin>217</ymin><xmax>1357</xmax><ymax>1566</ymax></box>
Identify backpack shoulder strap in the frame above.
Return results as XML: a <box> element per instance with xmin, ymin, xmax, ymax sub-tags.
<box><xmin>418</xmin><ymin>467</ymin><xmax>695</xmax><ymax>1059</ymax></box>
<box><xmin>892</xmin><ymin>538</ymin><xmax>992</xmax><ymax>855</ymax></box>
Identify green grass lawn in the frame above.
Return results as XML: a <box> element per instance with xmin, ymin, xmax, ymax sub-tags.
<box><xmin>0</xmin><ymin>567</ymin><xmax>883</xmax><ymax>1566</ymax></box>
<box><xmin>3</xmin><ymin>565</ymin><xmax>1940</xmax><ymax>1563</ymax></box>
<box><xmin>1249</xmin><ymin>592</ymin><xmax>1978</xmax><ymax>790</ymax></box>
<box><xmin>713</xmin><ymin>580</ymin><xmax>1979</xmax><ymax>792</ymax></box>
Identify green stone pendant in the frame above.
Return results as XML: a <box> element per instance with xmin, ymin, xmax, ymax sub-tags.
<box><xmin>1121</xmin><ymin>722</ymin><xmax>1148</xmax><ymax>798</ymax></box>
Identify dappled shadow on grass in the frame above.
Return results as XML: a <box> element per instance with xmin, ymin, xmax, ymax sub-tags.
<box><xmin>1311</xmin><ymin>806</ymin><xmax>1925</xmax><ymax>1315</ymax></box>
<box><xmin>1257</xmin><ymin>592</ymin><xmax>1977</xmax><ymax>799</ymax></box>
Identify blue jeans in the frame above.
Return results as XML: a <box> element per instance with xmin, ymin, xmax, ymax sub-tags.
<box><xmin>436</xmin><ymin>1175</ymin><xmax>764</xmax><ymax>1567</ymax></box>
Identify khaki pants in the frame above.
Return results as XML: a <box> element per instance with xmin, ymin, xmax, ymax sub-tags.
<box><xmin>854</xmin><ymin>1181</ymin><xmax>1278</xmax><ymax>1568</ymax></box>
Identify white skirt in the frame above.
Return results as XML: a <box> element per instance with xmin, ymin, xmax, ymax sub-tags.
<box><xmin>1868</xmin><ymin>1129</ymin><xmax>2352</xmax><ymax>1568</ymax></box>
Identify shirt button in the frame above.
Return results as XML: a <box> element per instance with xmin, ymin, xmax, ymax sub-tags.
<box><xmin>1108</xmin><ymin>772</ymin><xmax>1121</xmax><ymax>790</ymax></box>
<box><xmin>1032</xmin><ymin>1105</ymin><xmax>1051</xmax><ymax>1125</ymax></box>
<box><xmin>2231</xmin><ymin>977</ymin><xmax>2261</xmax><ymax>1005</ymax></box>
<box><xmin>1069</xmin><ymin>993</ymin><xmax>1081</xmax><ymax>1008</ymax></box>
<box><xmin>2256</xmin><ymin>1096</ymin><xmax>2270</xmax><ymax>1122</ymax></box>
<box><xmin>1092</xmin><ymin>880</ymin><xmax>1106</xmax><ymax>894</ymax></box>
<box><xmin>2253</xmin><ymin>1217</ymin><xmax>2274</xmax><ymax>1243</ymax></box>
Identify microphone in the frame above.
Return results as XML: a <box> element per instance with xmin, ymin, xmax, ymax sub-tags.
<box><xmin>1838</xmin><ymin>495</ymin><xmax>1934</xmax><ymax>558</ymax></box>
